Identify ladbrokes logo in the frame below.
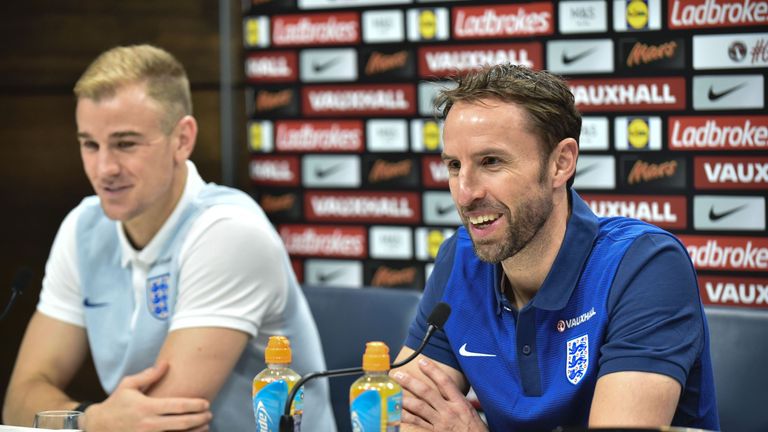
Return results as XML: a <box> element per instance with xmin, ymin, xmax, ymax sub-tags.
<box><xmin>249</xmin><ymin>156</ymin><xmax>299</xmax><ymax>186</ymax></box>
<box><xmin>279</xmin><ymin>225</ymin><xmax>367</xmax><ymax>258</ymax></box>
<box><xmin>694</xmin><ymin>156</ymin><xmax>768</xmax><ymax>190</ymax></box>
<box><xmin>581</xmin><ymin>194</ymin><xmax>687</xmax><ymax>229</ymax></box>
<box><xmin>668</xmin><ymin>115</ymin><xmax>768</xmax><ymax>150</ymax></box>
<box><xmin>669</xmin><ymin>0</ymin><xmax>768</xmax><ymax>29</ymax></box>
<box><xmin>452</xmin><ymin>3</ymin><xmax>553</xmax><ymax>39</ymax></box>
<box><xmin>245</xmin><ymin>51</ymin><xmax>297</xmax><ymax>83</ymax></box>
<box><xmin>302</xmin><ymin>84</ymin><xmax>415</xmax><ymax>116</ymax></box>
<box><xmin>699</xmin><ymin>275</ymin><xmax>768</xmax><ymax>309</ymax></box>
<box><xmin>681</xmin><ymin>235</ymin><xmax>768</xmax><ymax>271</ymax></box>
<box><xmin>569</xmin><ymin>77</ymin><xmax>686</xmax><ymax>112</ymax></box>
<box><xmin>418</xmin><ymin>43</ymin><xmax>542</xmax><ymax>78</ymax></box>
<box><xmin>305</xmin><ymin>191</ymin><xmax>420</xmax><ymax>223</ymax></box>
<box><xmin>422</xmin><ymin>155</ymin><xmax>449</xmax><ymax>188</ymax></box>
<box><xmin>272</xmin><ymin>12</ymin><xmax>359</xmax><ymax>46</ymax></box>
<box><xmin>275</xmin><ymin>120</ymin><xmax>363</xmax><ymax>152</ymax></box>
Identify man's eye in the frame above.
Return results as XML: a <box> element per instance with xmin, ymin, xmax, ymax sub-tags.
<box><xmin>81</xmin><ymin>141</ymin><xmax>98</xmax><ymax>150</ymax></box>
<box><xmin>117</xmin><ymin>141</ymin><xmax>136</xmax><ymax>149</ymax></box>
<box><xmin>445</xmin><ymin>160</ymin><xmax>460</xmax><ymax>173</ymax></box>
<box><xmin>483</xmin><ymin>157</ymin><xmax>500</xmax><ymax>166</ymax></box>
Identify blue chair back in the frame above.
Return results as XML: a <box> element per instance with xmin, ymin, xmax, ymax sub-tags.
<box><xmin>302</xmin><ymin>285</ymin><xmax>421</xmax><ymax>432</ymax></box>
<box><xmin>705</xmin><ymin>306</ymin><xmax>768</xmax><ymax>432</ymax></box>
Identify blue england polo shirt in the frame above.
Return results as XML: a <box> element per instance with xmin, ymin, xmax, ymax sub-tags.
<box><xmin>405</xmin><ymin>190</ymin><xmax>719</xmax><ymax>431</ymax></box>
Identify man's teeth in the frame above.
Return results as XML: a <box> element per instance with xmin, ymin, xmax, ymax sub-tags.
<box><xmin>468</xmin><ymin>214</ymin><xmax>500</xmax><ymax>225</ymax></box>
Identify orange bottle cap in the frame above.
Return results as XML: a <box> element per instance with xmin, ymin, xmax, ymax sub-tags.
<box><xmin>362</xmin><ymin>341</ymin><xmax>390</xmax><ymax>372</ymax></box>
<box><xmin>265</xmin><ymin>335</ymin><xmax>292</xmax><ymax>364</ymax></box>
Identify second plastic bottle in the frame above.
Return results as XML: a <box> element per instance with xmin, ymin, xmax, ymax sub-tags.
<box><xmin>349</xmin><ymin>341</ymin><xmax>402</xmax><ymax>431</ymax></box>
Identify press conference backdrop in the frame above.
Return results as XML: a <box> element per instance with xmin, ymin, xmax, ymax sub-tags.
<box><xmin>241</xmin><ymin>0</ymin><xmax>768</xmax><ymax>311</ymax></box>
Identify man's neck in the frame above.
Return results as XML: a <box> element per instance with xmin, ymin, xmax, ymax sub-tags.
<box><xmin>501</xmin><ymin>190</ymin><xmax>571</xmax><ymax>310</ymax></box>
<box><xmin>124</xmin><ymin>164</ymin><xmax>188</xmax><ymax>250</ymax></box>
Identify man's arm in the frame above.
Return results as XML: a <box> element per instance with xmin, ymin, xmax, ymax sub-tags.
<box><xmin>391</xmin><ymin>347</ymin><xmax>486</xmax><ymax>432</ymax></box>
<box><xmin>3</xmin><ymin>313</ymin><xmax>212</xmax><ymax>431</ymax></box>
<box><xmin>589</xmin><ymin>371</ymin><xmax>681</xmax><ymax>427</ymax></box>
<box><xmin>3</xmin><ymin>312</ymin><xmax>88</xmax><ymax>425</ymax></box>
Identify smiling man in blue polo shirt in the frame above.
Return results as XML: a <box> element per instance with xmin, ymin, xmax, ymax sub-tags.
<box><xmin>391</xmin><ymin>64</ymin><xmax>719</xmax><ymax>432</ymax></box>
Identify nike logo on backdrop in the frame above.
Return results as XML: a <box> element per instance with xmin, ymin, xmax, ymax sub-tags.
<box><xmin>576</xmin><ymin>163</ymin><xmax>600</xmax><ymax>177</ymax></box>
<box><xmin>708</xmin><ymin>83</ymin><xmax>747</xmax><ymax>101</ymax></box>
<box><xmin>435</xmin><ymin>204</ymin><xmax>455</xmax><ymax>216</ymax></box>
<box><xmin>562</xmin><ymin>47</ymin><xmax>598</xmax><ymax>65</ymax></box>
<box><xmin>708</xmin><ymin>204</ymin><xmax>748</xmax><ymax>221</ymax></box>
<box><xmin>315</xmin><ymin>164</ymin><xmax>345</xmax><ymax>178</ymax></box>
<box><xmin>459</xmin><ymin>343</ymin><xmax>496</xmax><ymax>357</ymax></box>
<box><xmin>83</xmin><ymin>298</ymin><xmax>108</xmax><ymax>308</ymax></box>
<box><xmin>317</xmin><ymin>269</ymin><xmax>345</xmax><ymax>283</ymax></box>
<box><xmin>313</xmin><ymin>57</ymin><xmax>341</xmax><ymax>73</ymax></box>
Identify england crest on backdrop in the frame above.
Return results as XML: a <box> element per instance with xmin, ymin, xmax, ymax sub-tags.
<box><xmin>566</xmin><ymin>334</ymin><xmax>589</xmax><ymax>385</ymax></box>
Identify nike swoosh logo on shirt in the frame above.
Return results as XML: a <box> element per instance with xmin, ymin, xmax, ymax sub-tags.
<box><xmin>459</xmin><ymin>343</ymin><xmax>497</xmax><ymax>357</ymax></box>
<box><xmin>708</xmin><ymin>204</ymin><xmax>747</xmax><ymax>221</ymax></box>
<box><xmin>83</xmin><ymin>298</ymin><xmax>109</xmax><ymax>308</ymax></box>
<box><xmin>707</xmin><ymin>83</ymin><xmax>747</xmax><ymax>101</ymax></box>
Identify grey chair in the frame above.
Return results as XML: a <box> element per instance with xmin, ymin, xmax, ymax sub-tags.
<box><xmin>705</xmin><ymin>306</ymin><xmax>768</xmax><ymax>432</ymax></box>
<box><xmin>302</xmin><ymin>285</ymin><xmax>421</xmax><ymax>432</ymax></box>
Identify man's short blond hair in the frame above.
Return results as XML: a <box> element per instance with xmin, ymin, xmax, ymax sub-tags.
<box><xmin>74</xmin><ymin>44</ymin><xmax>192</xmax><ymax>134</ymax></box>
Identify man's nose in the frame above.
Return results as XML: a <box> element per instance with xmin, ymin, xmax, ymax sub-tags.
<box><xmin>97</xmin><ymin>149</ymin><xmax>120</xmax><ymax>178</ymax></box>
<box><xmin>454</xmin><ymin>168</ymin><xmax>484</xmax><ymax>208</ymax></box>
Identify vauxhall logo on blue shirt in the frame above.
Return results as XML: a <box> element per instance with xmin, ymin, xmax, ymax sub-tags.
<box><xmin>147</xmin><ymin>273</ymin><xmax>170</xmax><ymax>320</ymax></box>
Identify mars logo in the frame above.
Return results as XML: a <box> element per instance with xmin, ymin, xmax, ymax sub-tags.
<box><xmin>669</xmin><ymin>0</ymin><xmax>768</xmax><ymax>29</ymax></box>
<box><xmin>363</xmin><ymin>49</ymin><xmax>412</xmax><ymax>78</ymax></box>
<box><xmin>249</xmin><ymin>88</ymin><xmax>298</xmax><ymax>117</ymax></box>
<box><xmin>623</xmin><ymin>157</ymin><xmax>686</xmax><ymax>190</ymax></box>
<box><xmin>366</xmin><ymin>262</ymin><xmax>421</xmax><ymax>288</ymax></box>
<box><xmin>627</xmin><ymin>0</ymin><xmax>650</xmax><ymax>29</ymax></box>
<box><xmin>699</xmin><ymin>275</ymin><xmax>768</xmax><ymax>309</ymax></box>
<box><xmin>694</xmin><ymin>156</ymin><xmax>768</xmax><ymax>190</ymax></box>
<box><xmin>364</xmin><ymin>156</ymin><xmax>419</xmax><ymax>188</ymax></box>
<box><xmin>621</xmin><ymin>38</ymin><xmax>685</xmax><ymax>70</ymax></box>
<box><xmin>259</xmin><ymin>192</ymin><xmax>301</xmax><ymax>221</ymax></box>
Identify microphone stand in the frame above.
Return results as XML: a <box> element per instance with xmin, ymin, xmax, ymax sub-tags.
<box><xmin>279</xmin><ymin>302</ymin><xmax>451</xmax><ymax>432</ymax></box>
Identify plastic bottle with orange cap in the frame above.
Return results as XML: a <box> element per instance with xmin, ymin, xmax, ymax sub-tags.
<box><xmin>349</xmin><ymin>341</ymin><xmax>403</xmax><ymax>431</ymax></box>
<box><xmin>253</xmin><ymin>335</ymin><xmax>303</xmax><ymax>432</ymax></box>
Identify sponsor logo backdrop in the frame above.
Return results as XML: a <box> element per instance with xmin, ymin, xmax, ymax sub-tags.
<box><xmin>243</xmin><ymin>0</ymin><xmax>768</xmax><ymax>309</ymax></box>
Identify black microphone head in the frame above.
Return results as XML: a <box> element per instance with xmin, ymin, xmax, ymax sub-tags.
<box><xmin>12</xmin><ymin>267</ymin><xmax>32</xmax><ymax>294</ymax></box>
<box><xmin>427</xmin><ymin>302</ymin><xmax>451</xmax><ymax>330</ymax></box>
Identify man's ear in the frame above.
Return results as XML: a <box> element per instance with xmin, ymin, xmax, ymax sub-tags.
<box><xmin>173</xmin><ymin>115</ymin><xmax>197</xmax><ymax>163</ymax></box>
<box><xmin>550</xmin><ymin>137</ymin><xmax>578</xmax><ymax>189</ymax></box>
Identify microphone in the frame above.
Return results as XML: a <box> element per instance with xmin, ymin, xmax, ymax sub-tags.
<box><xmin>0</xmin><ymin>267</ymin><xmax>32</xmax><ymax>321</ymax></box>
<box><xmin>279</xmin><ymin>302</ymin><xmax>451</xmax><ymax>432</ymax></box>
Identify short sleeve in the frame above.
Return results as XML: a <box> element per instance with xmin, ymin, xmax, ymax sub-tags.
<box><xmin>598</xmin><ymin>233</ymin><xmax>704</xmax><ymax>387</ymax></box>
<box><xmin>37</xmin><ymin>205</ymin><xmax>86</xmax><ymax>327</ymax></box>
<box><xmin>404</xmin><ymin>232</ymin><xmax>461</xmax><ymax>371</ymax></box>
<box><xmin>171</xmin><ymin>206</ymin><xmax>288</xmax><ymax>337</ymax></box>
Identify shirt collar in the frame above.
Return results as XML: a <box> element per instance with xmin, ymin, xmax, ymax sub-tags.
<box><xmin>493</xmin><ymin>189</ymin><xmax>599</xmax><ymax>313</ymax></box>
<box><xmin>117</xmin><ymin>161</ymin><xmax>204</xmax><ymax>268</ymax></box>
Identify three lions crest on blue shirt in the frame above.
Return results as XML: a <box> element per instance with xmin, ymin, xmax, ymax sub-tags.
<box><xmin>566</xmin><ymin>334</ymin><xmax>589</xmax><ymax>385</ymax></box>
